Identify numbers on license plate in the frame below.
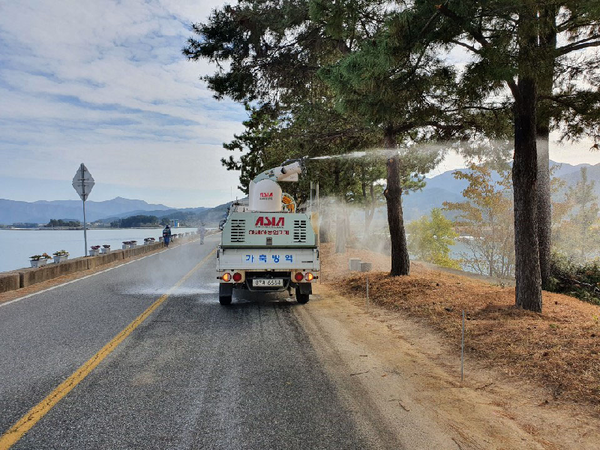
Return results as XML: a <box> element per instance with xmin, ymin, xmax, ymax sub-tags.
<box><xmin>252</xmin><ymin>279</ymin><xmax>283</xmax><ymax>287</ymax></box>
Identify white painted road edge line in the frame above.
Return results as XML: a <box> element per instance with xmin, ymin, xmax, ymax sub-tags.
<box><xmin>0</xmin><ymin>241</ymin><xmax>206</xmax><ymax>309</ymax></box>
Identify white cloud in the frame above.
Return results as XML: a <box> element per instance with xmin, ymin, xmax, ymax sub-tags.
<box><xmin>1</xmin><ymin>0</ymin><xmax>598</xmax><ymax>208</ymax></box>
<box><xmin>0</xmin><ymin>0</ymin><xmax>247</xmax><ymax>207</ymax></box>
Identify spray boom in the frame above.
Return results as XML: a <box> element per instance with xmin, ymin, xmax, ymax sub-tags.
<box><xmin>252</xmin><ymin>158</ymin><xmax>306</xmax><ymax>184</ymax></box>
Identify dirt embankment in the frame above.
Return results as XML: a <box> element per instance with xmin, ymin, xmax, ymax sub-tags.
<box><xmin>315</xmin><ymin>243</ymin><xmax>600</xmax><ymax>448</ymax></box>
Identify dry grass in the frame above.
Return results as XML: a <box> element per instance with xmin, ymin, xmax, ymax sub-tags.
<box><xmin>321</xmin><ymin>243</ymin><xmax>600</xmax><ymax>406</ymax></box>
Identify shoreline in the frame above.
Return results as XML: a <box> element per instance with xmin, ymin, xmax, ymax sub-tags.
<box><xmin>0</xmin><ymin>227</ymin><xmax>206</xmax><ymax>274</ymax></box>
<box><xmin>0</xmin><ymin>232</ymin><xmax>204</xmax><ymax>295</ymax></box>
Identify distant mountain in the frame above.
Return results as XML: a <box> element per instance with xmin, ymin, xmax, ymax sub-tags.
<box><xmin>556</xmin><ymin>163</ymin><xmax>599</xmax><ymax>185</ymax></box>
<box><xmin>549</xmin><ymin>160</ymin><xmax>594</xmax><ymax>178</ymax></box>
<box><xmin>401</xmin><ymin>160</ymin><xmax>600</xmax><ymax>222</ymax></box>
<box><xmin>195</xmin><ymin>202</ymin><xmax>230</xmax><ymax>225</ymax></box>
<box><xmin>402</xmin><ymin>187</ymin><xmax>465</xmax><ymax>222</ymax></box>
<box><xmin>158</xmin><ymin>203</ymin><xmax>229</xmax><ymax>226</ymax></box>
<box><xmin>3</xmin><ymin>160</ymin><xmax>599</xmax><ymax>226</ymax></box>
<box><xmin>0</xmin><ymin>197</ymin><xmax>171</xmax><ymax>225</ymax></box>
<box><xmin>421</xmin><ymin>170</ymin><xmax>470</xmax><ymax>193</ymax></box>
<box><xmin>101</xmin><ymin>206</ymin><xmax>208</xmax><ymax>221</ymax></box>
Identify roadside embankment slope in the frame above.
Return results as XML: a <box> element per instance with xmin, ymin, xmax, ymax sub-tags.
<box><xmin>308</xmin><ymin>243</ymin><xmax>600</xmax><ymax>449</ymax></box>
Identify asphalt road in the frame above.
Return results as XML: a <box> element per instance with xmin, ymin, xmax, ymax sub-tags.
<box><xmin>0</xmin><ymin>235</ymin><xmax>407</xmax><ymax>449</ymax></box>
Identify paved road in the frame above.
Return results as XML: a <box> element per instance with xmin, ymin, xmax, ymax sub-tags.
<box><xmin>0</xmin><ymin>235</ymin><xmax>407</xmax><ymax>449</ymax></box>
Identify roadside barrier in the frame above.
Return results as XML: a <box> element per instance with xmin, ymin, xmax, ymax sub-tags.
<box><xmin>0</xmin><ymin>233</ymin><xmax>203</xmax><ymax>294</ymax></box>
<box><xmin>0</xmin><ymin>272</ymin><xmax>20</xmax><ymax>293</ymax></box>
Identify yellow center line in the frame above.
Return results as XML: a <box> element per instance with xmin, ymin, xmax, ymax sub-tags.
<box><xmin>0</xmin><ymin>248</ymin><xmax>216</xmax><ymax>449</ymax></box>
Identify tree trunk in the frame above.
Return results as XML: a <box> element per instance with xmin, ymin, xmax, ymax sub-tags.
<box><xmin>384</xmin><ymin>131</ymin><xmax>410</xmax><ymax>276</ymax></box>
<box><xmin>512</xmin><ymin>77</ymin><xmax>543</xmax><ymax>312</ymax></box>
<box><xmin>536</xmin><ymin>127</ymin><xmax>551</xmax><ymax>290</ymax></box>
<box><xmin>536</xmin><ymin>6</ymin><xmax>557</xmax><ymax>290</ymax></box>
<box><xmin>335</xmin><ymin>209</ymin><xmax>346</xmax><ymax>253</ymax></box>
<box><xmin>364</xmin><ymin>184</ymin><xmax>375</xmax><ymax>234</ymax></box>
<box><xmin>334</xmin><ymin>164</ymin><xmax>346</xmax><ymax>253</ymax></box>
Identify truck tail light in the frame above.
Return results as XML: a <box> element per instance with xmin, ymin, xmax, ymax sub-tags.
<box><xmin>305</xmin><ymin>272</ymin><xmax>314</xmax><ymax>282</ymax></box>
<box><xmin>233</xmin><ymin>272</ymin><xmax>242</xmax><ymax>282</ymax></box>
<box><xmin>222</xmin><ymin>273</ymin><xmax>231</xmax><ymax>282</ymax></box>
<box><xmin>294</xmin><ymin>272</ymin><xmax>304</xmax><ymax>282</ymax></box>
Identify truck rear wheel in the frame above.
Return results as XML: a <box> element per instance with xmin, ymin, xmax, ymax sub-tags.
<box><xmin>219</xmin><ymin>284</ymin><xmax>233</xmax><ymax>305</ymax></box>
<box><xmin>296</xmin><ymin>288</ymin><xmax>310</xmax><ymax>304</ymax></box>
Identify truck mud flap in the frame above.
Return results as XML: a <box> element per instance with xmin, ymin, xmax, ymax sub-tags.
<box><xmin>297</xmin><ymin>283</ymin><xmax>312</xmax><ymax>295</ymax></box>
<box><xmin>219</xmin><ymin>284</ymin><xmax>233</xmax><ymax>296</ymax></box>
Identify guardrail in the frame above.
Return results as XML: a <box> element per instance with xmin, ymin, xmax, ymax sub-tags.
<box><xmin>0</xmin><ymin>233</ymin><xmax>202</xmax><ymax>294</ymax></box>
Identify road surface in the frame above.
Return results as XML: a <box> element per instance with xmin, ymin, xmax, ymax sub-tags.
<box><xmin>0</xmin><ymin>235</ymin><xmax>456</xmax><ymax>449</ymax></box>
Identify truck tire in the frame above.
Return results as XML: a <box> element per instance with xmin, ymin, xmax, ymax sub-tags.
<box><xmin>219</xmin><ymin>284</ymin><xmax>233</xmax><ymax>305</ymax></box>
<box><xmin>219</xmin><ymin>295</ymin><xmax>232</xmax><ymax>305</ymax></box>
<box><xmin>296</xmin><ymin>288</ymin><xmax>310</xmax><ymax>304</ymax></box>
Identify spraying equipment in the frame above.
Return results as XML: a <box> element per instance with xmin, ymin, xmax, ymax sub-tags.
<box><xmin>216</xmin><ymin>159</ymin><xmax>320</xmax><ymax>305</ymax></box>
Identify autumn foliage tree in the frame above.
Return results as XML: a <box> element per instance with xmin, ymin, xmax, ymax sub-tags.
<box><xmin>444</xmin><ymin>163</ymin><xmax>515</xmax><ymax>279</ymax></box>
<box><xmin>407</xmin><ymin>208</ymin><xmax>460</xmax><ymax>269</ymax></box>
<box><xmin>552</xmin><ymin>167</ymin><xmax>600</xmax><ymax>261</ymax></box>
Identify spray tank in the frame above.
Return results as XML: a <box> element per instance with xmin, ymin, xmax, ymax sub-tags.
<box><xmin>248</xmin><ymin>159</ymin><xmax>305</xmax><ymax>212</ymax></box>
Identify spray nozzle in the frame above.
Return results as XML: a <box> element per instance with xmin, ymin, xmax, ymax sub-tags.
<box><xmin>281</xmin><ymin>156</ymin><xmax>307</xmax><ymax>165</ymax></box>
<box><xmin>281</xmin><ymin>157</ymin><xmax>306</xmax><ymax>174</ymax></box>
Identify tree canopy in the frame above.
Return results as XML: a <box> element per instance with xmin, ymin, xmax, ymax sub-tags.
<box><xmin>186</xmin><ymin>0</ymin><xmax>600</xmax><ymax>311</ymax></box>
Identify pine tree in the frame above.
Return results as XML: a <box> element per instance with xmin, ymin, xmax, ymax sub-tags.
<box><xmin>377</xmin><ymin>0</ymin><xmax>600</xmax><ymax>311</ymax></box>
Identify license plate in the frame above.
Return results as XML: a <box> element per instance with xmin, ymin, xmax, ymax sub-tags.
<box><xmin>252</xmin><ymin>279</ymin><xmax>284</xmax><ymax>287</ymax></box>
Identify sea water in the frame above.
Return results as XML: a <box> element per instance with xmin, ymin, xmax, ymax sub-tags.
<box><xmin>0</xmin><ymin>227</ymin><xmax>199</xmax><ymax>273</ymax></box>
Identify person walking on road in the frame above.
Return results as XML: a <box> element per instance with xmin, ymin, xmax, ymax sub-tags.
<box><xmin>163</xmin><ymin>224</ymin><xmax>172</xmax><ymax>247</ymax></box>
<box><xmin>199</xmin><ymin>223</ymin><xmax>206</xmax><ymax>245</ymax></box>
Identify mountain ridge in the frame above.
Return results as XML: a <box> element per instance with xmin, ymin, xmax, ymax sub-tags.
<box><xmin>0</xmin><ymin>197</ymin><xmax>171</xmax><ymax>224</ymax></box>
<box><xmin>2</xmin><ymin>160</ymin><xmax>599</xmax><ymax>225</ymax></box>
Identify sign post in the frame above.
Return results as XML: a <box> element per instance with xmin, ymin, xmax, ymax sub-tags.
<box><xmin>72</xmin><ymin>163</ymin><xmax>95</xmax><ymax>256</ymax></box>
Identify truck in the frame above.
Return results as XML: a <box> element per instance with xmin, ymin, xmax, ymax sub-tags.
<box><xmin>216</xmin><ymin>159</ymin><xmax>320</xmax><ymax>305</ymax></box>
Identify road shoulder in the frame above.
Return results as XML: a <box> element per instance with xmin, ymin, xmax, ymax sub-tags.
<box><xmin>297</xmin><ymin>284</ymin><xmax>600</xmax><ymax>449</ymax></box>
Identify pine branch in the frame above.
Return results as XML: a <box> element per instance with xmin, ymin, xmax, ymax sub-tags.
<box><xmin>557</xmin><ymin>39</ymin><xmax>600</xmax><ymax>56</ymax></box>
<box><xmin>434</xmin><ymin>4</ymin><xmax>522</xmax><ymax>105</ymax></box>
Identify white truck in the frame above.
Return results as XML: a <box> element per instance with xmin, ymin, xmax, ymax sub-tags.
<box><xmin>216</xmin><ymin>159</ymin><xmax>320</xmax><ymax>305</ymax></box>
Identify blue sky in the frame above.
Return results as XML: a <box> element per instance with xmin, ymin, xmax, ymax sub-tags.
<box><xmin>0</xmin><ymin>0</ymin><xmax>247</xmax><ymax>208</ymax></box>
<box><xmin>0</xmin><ymin>1</ymin><xmax>599</xmax><ymax>208</ymax></box>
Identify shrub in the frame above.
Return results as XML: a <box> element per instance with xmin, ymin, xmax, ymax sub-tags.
<box><xmin>548</xmin><ymin>252</ymin><xmax>600</xmax><ymax>305</ymax></box>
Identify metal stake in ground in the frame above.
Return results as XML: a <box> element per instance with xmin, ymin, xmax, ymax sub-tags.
<box><xmin>461</xmin><ymin>310</ymin><xmax>465</xmax><ymax>382</ymax></box>
<box><xmin>316</xmin><ymin>182</ymin><xmax>320</xmax><ymax>281</ymax></box>
<box><xmin>72</xmin><ymin>163</ymin><xmax>95</xmax><ymax>257</ymax></box>
<box><xmin>366</xmin><ymin>275</ymin><xmax>369</xmax><ymax>310</ymax></box>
